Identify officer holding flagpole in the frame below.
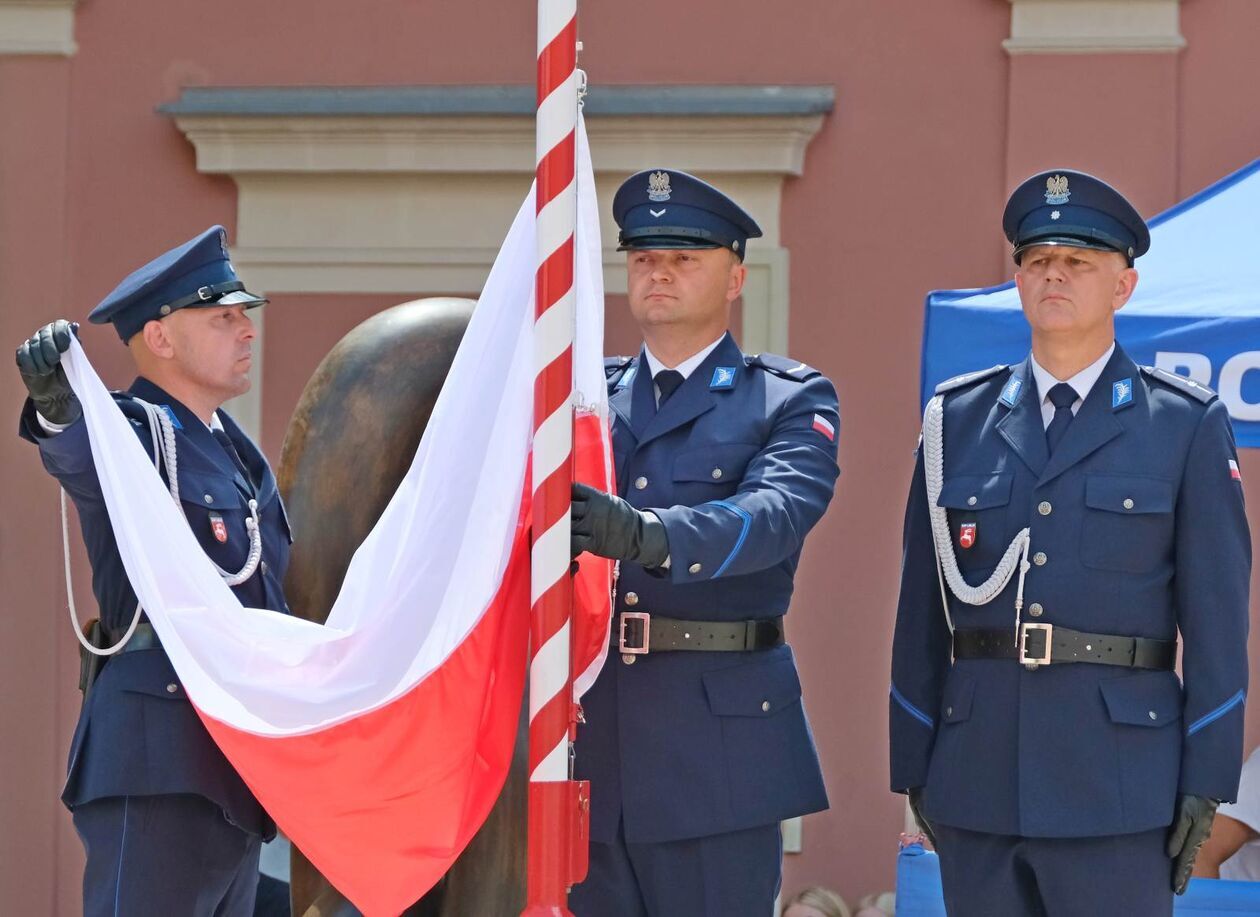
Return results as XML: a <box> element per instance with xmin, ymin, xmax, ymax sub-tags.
<box><xmin>889</xmin><ymin>169</ymin><xmax>1251</xmax><ymax>915</ymax></box>
<box><xmin>568</xmin><ymin>168</ymin><xmax>840</xmax><ymax>915</ymax></box>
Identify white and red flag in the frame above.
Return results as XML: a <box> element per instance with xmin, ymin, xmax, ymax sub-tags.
<box><xmin>60</xmin><ymin>117</ymin><xmax>612</xmax><ymax>917</ymax></box>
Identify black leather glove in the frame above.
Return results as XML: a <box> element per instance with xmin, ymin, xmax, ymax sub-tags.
<box><xmin>1168</xmin><ymin>793</ymin><xmax>1218</xmax><ymax>894</ymax></box>
<box><xmin>16</xmin><ymin>320</ymin><xmax>80</xmax><ymax>425</ymax></box>
<box><xmin>570</xmin><ymin>482</ymin><xmax>669</xmax><ymax>568</ymax></box>
<box><xmin>908</xmin><ymin>787</ymin><xmax>937</xmax><ymax>848</ymax></box>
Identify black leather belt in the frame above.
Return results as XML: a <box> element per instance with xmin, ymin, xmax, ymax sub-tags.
<box><xmin>617</xmin><ymin>612</ymin><xmax>784</xmax><ymax>656</ymax></box>
<box><xmin>111</xmin><ymin>621</ymin><xmax>161</xmax><ymax>654</ymax></box>
<box><xmin>953</xmin><ymin>624</ymin><xmax>1176</xmax><ymax>670</ymax></box>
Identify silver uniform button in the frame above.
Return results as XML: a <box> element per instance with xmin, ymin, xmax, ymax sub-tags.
<box><xmin>1037</xmin><ymin>501</ymin><xmax>1052</xmax><ymax>516</ymax></box>
<box><xmin>688</xmin><ymin>563</ymin><xmax>702</xmax><ymax>575</ymax></box>
<box><xmin>711</xmin><ymin>468</ymin><xmax>723</xmax><ymax>480</ymax></box>
<box><xmin>1148</xmin><ymin>711</ymin><xmax>1158</xmax><ymax>720</ymax></box>
<box><xmin>1028</xmin><ymin>602</ymin><xmax>1044</xmax><ymax>617</ymax></box>
<box><xmin>624</xmin><ymin>592</ymin><xmax>639</xmax><ymax>606</ymax></box>
<box><xmin>761</xmin><ymin>701</ymin><xmax>771</xmax><ymax>712</ymax></box>
<box><xmin>967</xmin><ymin>496</ymin><xmax>977</xmax><ymax>506</ymax></box>
<box><xmin>166</xmin><ymin>683</ymin><xmax>178</xmax><ymax>694</ymax></box>
<box><xmin>1123</xmin><ymin>498</ymin><xmax>1135</xmax><ymax>510</ymax></box>
<box><xmin>1032</xmin><ymin>552</ymin><xmax>1047</xmax><ymax>566</ymax></box>
<box><xmin>260</xmin><ymin>561</ymin><xmax>268</xmax><ymax>575</ymax></box>
<box><xmin>204</xmin><ymin>494</ymin><xmax>214</xmax><ymax>504</ymax></box>
<box><xmin>946</xmin><ymin>706</ymin><xmax>953</xmax><ymax>717</ymax></box>
<box><xmin>621</xmin><ymin>654</ymin><xmax>636</xmax><ymax>665</ymax></box>
<box><xmin>634</xmin><ymin>476</ymin><xmax>648</xmax><ymax>490</ymax></box>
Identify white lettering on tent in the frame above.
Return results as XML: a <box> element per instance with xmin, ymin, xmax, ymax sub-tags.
<box><xmin>1219</xmin><ymin>352</ymin><xmax>1260</xmax><ymax>422</ymax></box>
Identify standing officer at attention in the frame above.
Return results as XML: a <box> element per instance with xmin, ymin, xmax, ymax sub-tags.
<box><xmin>889</xmin><ymin>170</ymin><xmax>1251</xmax><ymax>915</ymax></box>
<box><xmin>15</xmin><ymin>226</ymin><xmax>292</xmax><ymax>916</ymax></box>
<box><xmin>568</xmin><ymin>169</ymin><xmax>840</xmax><ymax>916</ymax></box>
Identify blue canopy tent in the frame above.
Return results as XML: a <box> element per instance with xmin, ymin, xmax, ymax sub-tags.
<box><xmin>922</xmin><ymin>158</ymin><xmax>1260</xmax><ymax>447</ymax></box>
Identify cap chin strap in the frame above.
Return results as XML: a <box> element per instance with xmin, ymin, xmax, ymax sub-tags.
<box><xmin>65</xmin><ymin>398</ymin><xmax>262</xmax><ymax>657</ymax></box>
<box><xmin>922</xmin><ymin>394</ymin><xmax>1031</xmax><ymax>635</ymax></box>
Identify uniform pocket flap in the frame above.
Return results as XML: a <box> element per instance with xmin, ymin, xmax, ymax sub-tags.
<box><xmin>1100</xmin><ymin>673</ymin><xmax>1182</xmax><ymax>727</ymax></box>
<box><xmin>1084</xmin><ymin>474</ymin><xmax>1174</xmax><ymax>515</ymax></box>
<box><xmin>176</xmin><ymin>468</ymin><xmax>242</xmax><ymax>510</ymax></box>
<box><xmin>941</xmin><ymin>674</ymin><xmax>976</xmax><ymax>724</ymax></box>
<box><xmin>673</xmin><ymin>443</ymin><xmax>760</xmax><ymax>484</ymax></box>
<box><xmin>703</xmin><ymin>654</ymin><xmax>802</xmax><ymax>717</ymax></box>
<box><xmin>937</xmin><ymin>472</ymin><xmax>1013</xmax><ymax>511</ymax></box>
<box><xmin>106</xmin><ymin>654</ymin><xmax>186</xmax><ymax>700</ymax></box>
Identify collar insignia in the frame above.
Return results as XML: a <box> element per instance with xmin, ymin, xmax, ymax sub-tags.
<box><xmin>1112</xmin><ymin>378</ymin><xmax>1133</xmax><ymax>409</ymax></box>
<box><xmin>999</xmin><ymin>376</ymin><xmax>1023</xmax><ymax>407</ymax></box>
<box><xmin>710</xmin><ymin>366</ymin><xmax>737</xmax><ymax>390</ymax></box>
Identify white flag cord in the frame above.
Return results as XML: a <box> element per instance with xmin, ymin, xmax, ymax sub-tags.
<box><xmin>63</xmin><ymin>398</ymin><xmax>262</xmax><ymax>657</ymax></box>
<box><xmin>922</xmin><ymin>394</ymin><xmax>1032</xmax><ymax>633</ymax></box>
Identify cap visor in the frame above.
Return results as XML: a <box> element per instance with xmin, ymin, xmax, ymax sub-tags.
<box><xmin>216</xmin><ymin>289</ymin><xmax>269</xmax><ymax>308</ymax></box>
<box><xmin>1013</xmin><ymin>237</ymin><xmax>1122</xmax><ymax>261</ymax></box>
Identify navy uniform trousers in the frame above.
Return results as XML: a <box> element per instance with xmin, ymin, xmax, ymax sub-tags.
<box><xmin>20</xmin><ymin>377</ymin><xmax>293</xmax><ymax>917</ymax></box>
<box><xmin>571</xmin><ymin>333</ymin><xmax>840</xmax><ymax>916</ymax></box>
<box><xmin>889</xmin><ymin>348</ymin><xmax>1251</xmax><ymax>917</ymax></box>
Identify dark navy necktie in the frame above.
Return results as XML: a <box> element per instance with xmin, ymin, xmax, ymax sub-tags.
<box><xmin>1044</xmin><ymin>382</ymin><xmax>1078</xmax><ymax>454</ymax></box>
<box><xmin>213</xmin><ymin>428</ymin><xmax>255</xmax><ymax>494</ymax></box>
<box><xmin>654</xmin><ymin>369</ymin><xmax>684</xmax><ymax>405</ymax></box>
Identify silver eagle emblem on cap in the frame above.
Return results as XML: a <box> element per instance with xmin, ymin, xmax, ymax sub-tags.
<box><xmin>647</xmin><ymin>171</ymin><xmax>672</xmax><ymax>202</ymax></box>
<box><xmin>1045</xmin><ymin>174</ymin><xmax>1071</xmax><ymax>205</ymax></box>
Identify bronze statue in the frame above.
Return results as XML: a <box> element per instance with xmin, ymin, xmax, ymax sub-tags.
<box><xmin>277</xmin><ymin>297</ymin><xmax>527</xmax><ymax>916</ymax></box>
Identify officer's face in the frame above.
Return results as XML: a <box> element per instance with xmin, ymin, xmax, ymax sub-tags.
<box><xmin>1015</xmin><ymin>245</ymin><xmax>1137</xmax><ymax>339</ymax></box>
<box><xmin>625</xmin><ymin>248</ymin><xmax>745</xmax><ymax>333</ymax></box>
<box><xmin>143</xmin><ymin>304</ymin><xmax>257</xmax><ymax>400</ymax></box>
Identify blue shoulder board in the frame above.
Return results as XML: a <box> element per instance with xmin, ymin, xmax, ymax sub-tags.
<box><xmin>1140</xmin><ymin>366</ymin><xmax>1216</xmax><ymax>404</ymax></box>
<box><xmin>605</xmin><ymin>355</ymin><xmax>636</xmax><ymax>391</ymax></box>
<box><xmin>604</xmin><ymin>355</ymin><xmax>634</xmax><ymax>378</ymax></box>
<box><xmin>746</xmin><ymin>353</ymin><xmax>820</xmax><ymax>382</ymax></box>
<box><xmin>934</xmin><ymin>364</ymin><xmax>1008</xmax><ymax>395</ymax></box>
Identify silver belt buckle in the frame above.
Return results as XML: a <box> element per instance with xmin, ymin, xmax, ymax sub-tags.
<box><xmin>1019</xmin><ymin>621</ymin><xmax>1053</xmax><ymax>669</ymax></box>
<box><xmin>619</xmin><ymin>612</ymin><xmax>650</xmax><ymax>655</ymax></box>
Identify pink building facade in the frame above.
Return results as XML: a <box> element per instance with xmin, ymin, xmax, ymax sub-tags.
<box><xmin>3</xmin><ymin>0</ymin><xmax>1259</xmax><ymax>911</ymax></box>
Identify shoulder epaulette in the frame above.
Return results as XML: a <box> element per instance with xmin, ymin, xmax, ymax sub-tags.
<box><xmin>934</xmin><ymin>364</ymin><xmax>1008</xmax><ymax>395</ymax></box>
<box><xmin>1141</xmin><ymin>366</ymin><xmax>1216</xmax><ymax>404</ymax></box>
<box><xmin>605</xmin><ymin>355</ymin><xmax>636</xmax><ymax>390</ymax></box>
<box><xmin>746</xmin><ymin>353</ymin><xmax>821</xmax><ymax>383</ymax></box>
<box><xmin>604</xmin><ymin>356</ymin><xmax>634</xmax><ymax>377</ymax></box>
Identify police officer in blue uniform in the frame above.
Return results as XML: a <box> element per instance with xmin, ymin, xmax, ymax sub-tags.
<box><xmin>889</xmin><ymin>170</ymin><xmax>1251</xmax><ymax>915</ymax></box>
<box><xmin>15</xmin><ymin>226</ymin><xmax>292</xmax><ymax>916</ymax></box>
<box><xmin>568</xmin><ymin>169</ymin><xmax>840</xmax><ymax>916</ymax></box>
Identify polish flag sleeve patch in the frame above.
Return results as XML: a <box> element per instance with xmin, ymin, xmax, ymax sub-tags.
<box><xmin>811</xmin><ymin>413</ymin><xmax>836</xmax><ymax>441</ymax></box>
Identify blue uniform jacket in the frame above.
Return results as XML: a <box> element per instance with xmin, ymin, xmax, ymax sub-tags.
<box><xmin>19</xmin><ymin>377</ymin><xmax>292</xmax><ymax>836</ymax></box>
<box><xmin>889</xmin><ymin>345</ymin><xmax>1251</xmax><ymax>838</ymax></box>
<box><xmin>575</xmin><ymin>332</ymin><xmax>840</xmax><ymax>844</ymax></box>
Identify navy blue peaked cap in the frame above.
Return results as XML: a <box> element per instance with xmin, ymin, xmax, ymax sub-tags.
<box><xmin>613</xmin><ymin>169</ymin><xmax>762</xmax><ymax>261</ymax></box>
<box><xmin>88</xmin><ymin>226</ymin><xmax>267</xmax><ymax>342</ymax></box>
<box><xmin>1003</xmin><ymin>169</ymin><xmax>1150</xmax><ymax>266</ymax></box>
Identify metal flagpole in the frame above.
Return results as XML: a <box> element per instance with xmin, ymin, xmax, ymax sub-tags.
<box><xmin>525</xmin><ymin>0</ymin><xmax>587</xmax><ymax>912</ymax></box>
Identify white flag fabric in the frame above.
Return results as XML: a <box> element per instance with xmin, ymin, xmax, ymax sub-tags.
<box><xmin>59</xmin><ymin>116</ymin><xmax>613</xmax><ymax>916</ymax></box>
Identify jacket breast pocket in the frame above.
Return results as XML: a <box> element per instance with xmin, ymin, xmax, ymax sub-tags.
<box><xmin>672</xmin><ymin>443</ymin><xmax>760</xmax><ymax>496</ymax></box>
<box><xmin>1081</xmin><ymin>474</ymin><xmax>1175</xmax><ymax>574</ymax></box>
<box><xmin>937</xmin><ymin>472</ymin><xmax>1013</xmax><ymax>572</ymax></box>
<box><xmin>177</xmin><ymin>471</ymin><xmax>250</xmax><ymax>562</ymax></box>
